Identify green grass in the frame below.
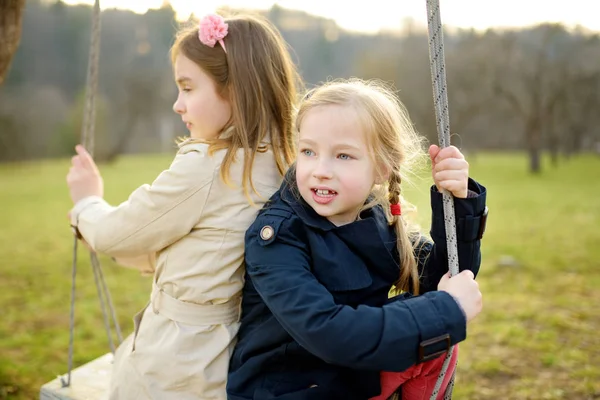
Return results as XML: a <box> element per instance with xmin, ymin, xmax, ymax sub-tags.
<box><xmin>1</xmin><ymin>152</ymin><xmax>599</xmax><ymax>399</ymax></box>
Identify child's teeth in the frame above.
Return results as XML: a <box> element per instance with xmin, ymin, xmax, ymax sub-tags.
<box><xmin>316</xmin><ymin>189</ymin><xmax>334</xmax><ymax>196</ymax></box>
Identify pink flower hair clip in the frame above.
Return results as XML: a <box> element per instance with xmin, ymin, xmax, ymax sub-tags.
<box><xmin>199</xmin><ymin>14</ymin><xmax>228</xmax><ymax>53</ymax></box>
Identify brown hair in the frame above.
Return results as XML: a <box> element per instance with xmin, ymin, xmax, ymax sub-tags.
<box><xmin>296</xmin><ymin>79</ymin><xmax>428</xmax><ymax>294</ymax></box>
<box><xmin>170</xmin><ymin>13</ymin><xmax>302</xmax><ymax>199</ymax></box>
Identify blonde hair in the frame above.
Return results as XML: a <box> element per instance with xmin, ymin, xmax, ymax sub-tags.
<box><xmin>296</xmin><ymin>78</ymin><xmax>428</xmax><ymax>294</ymax></box>
<box><xmin>170</xmin><ymin>13</ymin><xmax>302</xmax><ymax>200</ymax></box>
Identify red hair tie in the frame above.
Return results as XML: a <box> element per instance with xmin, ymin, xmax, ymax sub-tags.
<box><xmin>390</xmin><ymin>203</ymin><xmax>401</xmax><ymax>216</ymax></box>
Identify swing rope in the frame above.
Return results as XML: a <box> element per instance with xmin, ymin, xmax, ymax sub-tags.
<box><xmin>61</xmin><ymin>0</ymin><xmax>122</xmax><ymax>388</ymax></box>
<box><xmin>425</xmin><ymin>0</ymin><xmax>459</xmax><ymax>398</ymax></box>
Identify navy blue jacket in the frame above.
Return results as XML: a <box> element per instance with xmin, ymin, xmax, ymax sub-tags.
<box><xmin>227</xmin><ymin>176</ymin><xmax>487</xmax><ymax>400</ymax></box>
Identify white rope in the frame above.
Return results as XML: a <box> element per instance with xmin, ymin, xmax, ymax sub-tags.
<box><xmin>425</xmin><ymin>0</ymin><xmax>459</xmax><ymax>399</ymax></box>
<box><xmin>80</xmin><ymin>0</ymin><xmax>100</xmax><ymax>155</ymax></box>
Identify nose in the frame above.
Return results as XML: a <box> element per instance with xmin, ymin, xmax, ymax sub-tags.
<box><xmin>172</xmin><ymin>94</ymin><xmax>185</xmax><ymax>115</ymax></box>
<box><xmin>312</xmin><ymin>158</ymin><xmax>333</xmax><ymax>180</ymax></box>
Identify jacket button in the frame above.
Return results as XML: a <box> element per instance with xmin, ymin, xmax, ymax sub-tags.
<box><xmin>260</xmin><ymin>225</ymin><xmax>274</xmax><ymax>240</ymax></box>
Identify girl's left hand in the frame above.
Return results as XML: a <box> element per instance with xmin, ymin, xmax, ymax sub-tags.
<box><xmin>66</xmin><ymin>145</ymin><xmax>104</xmax><ymax>204</ymax></box>
<box><xmin>429</xmin><ymin>144</ymin><xmax>469</xmax><ymax>199</ymax></box>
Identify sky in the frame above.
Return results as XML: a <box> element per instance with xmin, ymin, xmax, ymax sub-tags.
<box><xmin>59</xmin><ymin>0</ymin><xmax>600</xmax><ymax>34</ymax></box>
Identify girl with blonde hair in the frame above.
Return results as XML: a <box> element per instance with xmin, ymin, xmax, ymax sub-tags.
<box><xmin>228</xmin><ymin>79</ymin><xmax>488</xmax><ymax>400</ymax></box>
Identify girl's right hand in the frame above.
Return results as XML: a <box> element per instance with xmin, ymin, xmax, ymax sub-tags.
<box><xmin>66</xmin><ymin>145</ymin><xmax>104</xmax><ymax>205</ymax></box>
<box><xmin>437</xmin><ymin>270</ymin><xmax>482</xmax><ymax>322</ymax></box>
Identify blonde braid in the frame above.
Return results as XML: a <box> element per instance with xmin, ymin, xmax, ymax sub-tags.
<box><xmin>389</xmin><ymin>169</ymin><xmax>420</xmax><ymax>294</ymax></box>
<box><xmin>388</xmin><ymin>170</ymin><xmax>401</xmax><ymax>210</ymax></box>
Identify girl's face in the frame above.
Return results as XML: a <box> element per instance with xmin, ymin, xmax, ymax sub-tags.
<box><xmin>296</xmin><ymin>105</ymin><xmax>381</xmax><ymax>226</ymax></box>
<box><xmin>172</xmin><ymin>54</ymin><xmax>231</xmax><ymax>140</ymax></box>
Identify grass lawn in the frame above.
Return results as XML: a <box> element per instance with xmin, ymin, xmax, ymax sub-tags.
<box><xmin>0</xmin><ymin>152</ymin><xmax>598</xmax><ymax>399</ymax></box>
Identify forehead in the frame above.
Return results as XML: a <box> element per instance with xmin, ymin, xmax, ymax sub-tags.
<box><xmin>173</xmin><ymin>54</ymin><xmax>207</xmax><ymax>81</ymax></box>
<box><xmin>299</xmin><ymin>105</ymin><xmax>366</xmax><ymax>146</ymax></box>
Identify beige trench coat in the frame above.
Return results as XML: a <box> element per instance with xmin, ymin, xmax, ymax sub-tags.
<box><xmin>70</xmin><ymin>139</ymin><xmax>282</xmax><ymax>399</ymax></box>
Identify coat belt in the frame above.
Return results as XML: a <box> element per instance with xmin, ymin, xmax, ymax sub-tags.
<box><xmin>150</xmin><ymin>283</ymin><xmax>241</xmax><ymax>326</ymax></box>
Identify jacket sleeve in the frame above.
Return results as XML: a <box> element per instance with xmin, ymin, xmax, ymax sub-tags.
<box><xmin>112</xmin><ymin>253</ymin><xmax>156</xmax><ymax>276</ymax></box>
<box><xmin>245</xmin><ymin>215</ymin><xmax>467</xmax><ymax>372</ymax></box>
<box><xmin>418</xmin><ymin>178</ymin><xmax>488</xmax><ymax>294</ymax></box>
<box><xmin>70</xmin><ymin>143</ymin><xmax>216</xmax><ymax>258</ymax></box>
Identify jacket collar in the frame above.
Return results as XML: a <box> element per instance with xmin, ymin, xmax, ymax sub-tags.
<box><xmin>279</xmin><ymin>172</ymin><xmax>337</xmax><ymax>231</ymax></box>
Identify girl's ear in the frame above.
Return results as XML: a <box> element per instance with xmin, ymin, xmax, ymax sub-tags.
<box><xmin>374</xmin><ymin>165</ymin><xmax>390</xmax><ymax>185</ymax></box>
<box><xmin>221</xmin><ymin>85</ymin><xmax>231</xmax><ymax>101</ymax></box>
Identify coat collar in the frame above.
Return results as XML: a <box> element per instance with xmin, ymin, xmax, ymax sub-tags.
<box><xmin>177</xmin><ymin>126</ymin><xmax>271</xmax><ymax>147</ymax></box>
<box><xmin>279</xmin><ymin>173</ymin><xmax>337</xmax><ymax>231</ymax></box>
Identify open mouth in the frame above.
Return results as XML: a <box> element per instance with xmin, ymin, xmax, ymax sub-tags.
<box><xmin>311</xmin><ymin>188</ymin><xmax>337</xmax><ymax>205</ymax></box>
<box><xmin>312</xmin><ymin>188</ymin><xmax>337</xmax><ymax>197</ymax></box>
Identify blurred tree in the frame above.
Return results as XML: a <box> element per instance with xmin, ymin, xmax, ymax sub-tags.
<box><xmin>1</xmin><ymin>2</ymin><xmax>600</xmax><ymax>164</ymax></box>
<box><xmin>492</xmin><ymin>24</ymin><xmax>572</xmax><ymax>173</ymax></box>
<box><xmin>556</xmin><ymin>34</ymin><xmax>600</xmax><ymax>158</ymax></box>
<box><xmin>446</xmin><ymin>29</ymin><xmax>494</xmax><ymax>146</ymax></box>
<box><xmin>0</xmin><ymin>0</ymin><xmax>26</xmax><ymax>85</ymax></box>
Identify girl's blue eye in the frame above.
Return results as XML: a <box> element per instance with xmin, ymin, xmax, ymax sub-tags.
<box><xmin>338</xmin><ymin>154</ymin><xmax>351</xmax><ymax>160</ymax></box>
<box><xmin>301</xmin><ymin>149</ymin><xmax>314</xmax><ymax>156</ymax></box>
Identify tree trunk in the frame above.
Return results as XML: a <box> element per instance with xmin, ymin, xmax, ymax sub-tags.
<box><xmin>526</xmin><ymin>118</ymin><xmax>542</xmax><ymax>173</ymax></box>
<box><xmin>571</xmin><ymin>126</ymin><xmax>585</xmax><ymax>155</ymax></box>
<box><xmin>0</xmin><ymin>0</ymin><xmax>26</xmax><ymax>85</ymax></box>
<box><xmin>546</xmin><ymin>122</ymin><xmax>559</xmax><ymax>168</ymax></box>
<box><xmin>549</xmin><ymin>136</ymin><xmax>559</xmax><ymax>167</ymax></box>
<box><xmin>528</xmin><ymin>144</ymin><xmax>541</xmax><ymax>173</ymax></box>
